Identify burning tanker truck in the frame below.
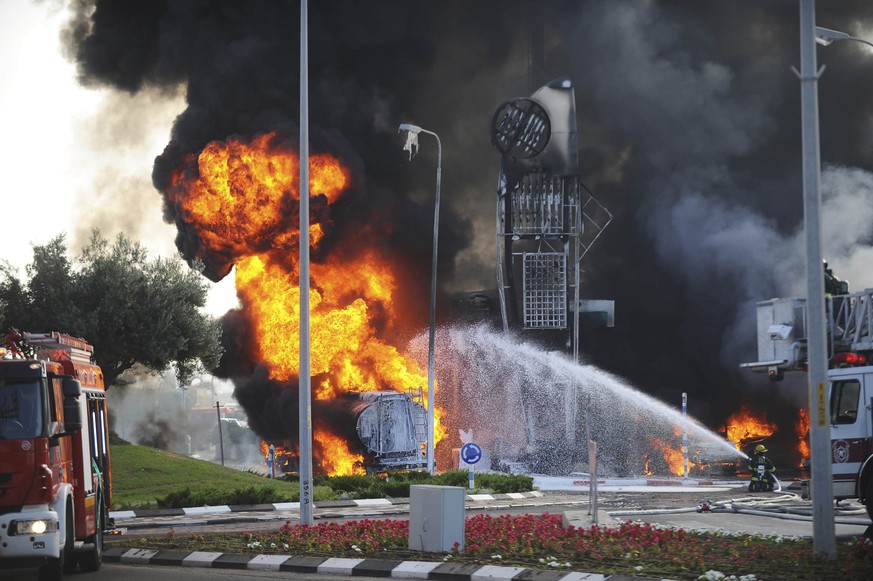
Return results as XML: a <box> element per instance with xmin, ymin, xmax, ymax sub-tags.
<box><xmin>336</xmin><ymin>391</ymin><xmax>428</xmax><ymax>472</ymax></box>
<box><xmin>741</xmin><ymin>278</ymin><xmax>873</xmax><ymax>520</ymax></box>
<box><xmin>270</xmin><ymin>390</ymin><xmax>428</xmax><ymax>475</ymax></box>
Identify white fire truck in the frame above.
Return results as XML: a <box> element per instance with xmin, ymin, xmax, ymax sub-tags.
<box><xmin>741</xmin><ymin>290</ymin><xmax>873</xmax><ymax>519</ymax></box>
<box><xmin>0</xmin><ymin>332</ymin><xmax>111</xmax><ymax>580</ymax></box>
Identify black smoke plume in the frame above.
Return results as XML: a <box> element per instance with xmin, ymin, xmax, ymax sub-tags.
<box><xmin>62</xmin><ymin>1</ymin><xmax>873</xmax><ymax>464</ymax></box>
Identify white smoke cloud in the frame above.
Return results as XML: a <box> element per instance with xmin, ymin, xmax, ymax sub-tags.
<box><xmin>820</xmin><ymin>165</ymin><xmax>873</xmax><ymax>290</ymax></box>
<box><xmin>647</xmin><ymin>165</ymin><xmax>873</xmax><ymax>366</ymax></box>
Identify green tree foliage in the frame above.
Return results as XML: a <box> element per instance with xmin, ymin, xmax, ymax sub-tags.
<box><xmin>0</xmin><ymin>260</ymin><xmax>29</xmax><ymax>328</ymax></box>
<box><xmin>26</xmin><ymin>236</ymin><xmax>78</xmax><ymax>332</ymax></box>
<box><xmin>0</xmin><ymin>231</ymin><xmax>222</xmax><ymax>388</ymax></box>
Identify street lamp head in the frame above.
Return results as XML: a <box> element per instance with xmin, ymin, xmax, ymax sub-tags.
<box><xmin>815</xmin><ymin>26</ymin><xmax>852</xmax><ymax>46</ymax></box>
<box><xmin>399</xmin><ymin>123</ymin><xmax>421</xmax><ymax>160</ymax></box>
<box><xmin>398</xmin><ymin>123</ymin><xmax>422</xmax><ymax>134</ymax></box>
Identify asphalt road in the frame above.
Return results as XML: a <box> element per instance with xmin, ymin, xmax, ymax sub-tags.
<box><xmin>0</xmin><ymin>563</ymin><xmax>391</xmax><ymax>581</ymax></box>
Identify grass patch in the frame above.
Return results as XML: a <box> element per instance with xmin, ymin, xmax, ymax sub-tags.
<box><xmin>110</xmin><ymin>444</ymin><xmax>533</xmax><ymax>509</ymax></box>
<box><xmin>110</xmin><ymin>444</ymin><xmax>316</xmax><ymax>509</ymax></box>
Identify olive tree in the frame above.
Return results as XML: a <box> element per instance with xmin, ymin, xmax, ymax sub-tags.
<box><xmin>1</xmin><ymin>231</ymin><xmax>222</xmax><ymax>388</ymax></box>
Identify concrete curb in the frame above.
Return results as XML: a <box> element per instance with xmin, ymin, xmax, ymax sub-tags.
<box><xmin>109</xmin><ymin>490</ymin><xmax>545</xmax><ymax>521</ymax></box>
<box><xmin>104</xmin><ymin>547</ymin><xmax>673</xmax><ymax>580</ymax></box>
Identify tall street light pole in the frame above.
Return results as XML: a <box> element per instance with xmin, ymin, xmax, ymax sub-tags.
<box><xmin>808</xmin><ymin>17</ymin><xmax>873</xmax><ymax>558</ymax></box>
<box><xmin>398</xmin><ymin>123</ymin><xmax>442</xmax><ymax>475</ymax></box>
<box><xmin>298</xmin><ymin>0</ymin><xmax>314</xmax><ymax>526</ymax></box>
<box><xmin>796</xmin><ymin>0</ymin><xmax>835</xmax><ymax>558</ymax></box>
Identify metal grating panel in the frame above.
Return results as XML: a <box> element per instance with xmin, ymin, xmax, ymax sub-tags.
<box><xmin>522</xmin><ymin>253</ymin><xmax>567</xmax><ymax>329</ymax></box>
<box><xmin>508</xmin><ymin>174</ymin><xmax>580</xmax><ymax>236</ymax></box>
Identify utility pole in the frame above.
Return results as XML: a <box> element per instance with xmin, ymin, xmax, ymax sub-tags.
<box><xmin>797</xmin><ymin>0</ymin><xmax>836</xmax><ymax>559</ymax></box>
<box><xmin>215</xmin><ymin>401</ymin><xmax>225</xmax><ymax>466</ymax></box>
<box><xmin>298</xmin><ymin>0</ymin><xmax>314</xmax><ymax>526</ymax></box>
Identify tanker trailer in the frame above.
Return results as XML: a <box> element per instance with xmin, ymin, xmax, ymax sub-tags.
<box><xmin>334</xmin><ymin>390</ymin><xmax>428</xmax><ymax>473</ymax></box>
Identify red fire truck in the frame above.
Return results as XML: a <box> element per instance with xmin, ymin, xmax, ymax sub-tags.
<box><xmin>741</xmin><ymin>292</ymin><xmax>873</xmax><ymax>520</ymax></box>
<box><xmin>0</xmin><ymin>331</ymin><xmax>111</xmax><ymax>580</ymax></box>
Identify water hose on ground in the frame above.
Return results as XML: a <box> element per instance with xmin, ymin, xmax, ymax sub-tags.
<box><xmin>607</xmin><ymin>491</ymin><xmax>872</xmax><ymax>526</ymax></box>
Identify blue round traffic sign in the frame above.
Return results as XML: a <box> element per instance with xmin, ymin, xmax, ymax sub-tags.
<box><xmin>460</xmin><ymin>443</ymin><xmax>482</xmax><ymax>465</ymax></box>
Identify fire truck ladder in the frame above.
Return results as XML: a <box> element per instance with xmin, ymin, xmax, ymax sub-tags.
<box><xmin>23</xmin><ymin>331</ymin><xmax>94</xmax><ymax>364</ymax></box>
<box><xmin>830</xmin><ymin>289</ymin><xmax>873</xmax><ymax>353</ymax></box>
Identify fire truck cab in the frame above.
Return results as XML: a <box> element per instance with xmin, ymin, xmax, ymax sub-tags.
<box><xmin>827</xmin><ymin>367</ymin><xmax>872</xmax><ymax>501</ymax></box>
<box><xmin>0</xmin><ymin>332</ymin><xmax>111</xmax><ymax>581</ymax></box>
<box><xmin>741</xmin><ymin>294</ymin><xmax>873</xmax><ymax>520</ymax></box>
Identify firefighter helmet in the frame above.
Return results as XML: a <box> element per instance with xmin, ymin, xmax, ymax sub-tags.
<box><xmin>754</xmin><ymin>444</ymin><xmax>767</xmax><ymax>454</ymax></box>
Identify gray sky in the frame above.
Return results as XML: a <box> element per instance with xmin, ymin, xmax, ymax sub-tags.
<box><xmin>0</xmin><ymin>0</ymin><xmax>238</xmax><ymax>315</ymax></box>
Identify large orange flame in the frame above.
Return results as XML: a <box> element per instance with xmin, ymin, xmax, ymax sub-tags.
<box><xmin>646</xmin><ymin>426</ymin><xmax>701</xmax><ymax>476</ymax></box>
<box><xmin>724</xmin><ymin>405</ymin><xmax>777</xmax><ymax>451</ymax></box>
<box><xmin>171</xmin><ymin>132</ymin><xmax>442</xmax><ymax>475</ymax></box>
<box><xmin>168</xmin><ymin>133</ymin><xmax>346</xmax><ymax>255</ymax></box>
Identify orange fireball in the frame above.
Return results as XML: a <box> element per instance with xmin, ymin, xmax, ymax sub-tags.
<box><xmin>171</xmin><ymin>132</ymin><xmax>443</xmax><ymax>476</ymax></box>
<box><xmin>168</xmin><ymin>133</ymin><xmax>347</xmax><ymax>256</ymax></box>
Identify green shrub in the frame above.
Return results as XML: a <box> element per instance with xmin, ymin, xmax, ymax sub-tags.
<box><xmin>476</xmin><ymin>472</ymin><xmax>534</xmax><ymax>493</ymax></box>
<box><xmin>156</xmin><ymin>485</ymin><xmax>288</xmax><ymax>508</ymax></box>
<box><xmin>392</xmin><ymin>470</ymin><xmax>430</xmax><ymax>482</ymax></box>
<box><xmin>433</xmin><ymin>470</ymin><xmax>469</xmax><ymax>488</ymax></box>
<box><xmin>381</xmin><ymin>480</ymin><xmax>412</xmax><ymax>497</ymax></box>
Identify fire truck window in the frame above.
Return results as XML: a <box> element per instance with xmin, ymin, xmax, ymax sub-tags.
<box><xmin>49</xmin><ymin>378</ymin><xmax>63</xmax><ymax>423</ymax></box>
<box><xmin>830</xmin><ymin>380</ymin><xmax>860</xmax><ymax>425</ymax></box>
<box><xmin>0</xmin><ymin>380</ymin><xmax>43</xmax><ymax>439</ymax></box>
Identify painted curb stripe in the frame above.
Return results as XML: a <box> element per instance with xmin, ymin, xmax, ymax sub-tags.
<box><xmin>105</xmin><ymin>548</ymin><xmax>677</xmax><ymax>580</ymax></box>
<box><xmin>120</xmin><ymin>548</ymin><xmax>159</xmax><ymax>564</ymax></box>
<box><xmin>247</xmin><ymin>554</ymin><xmax>291</xmax><ymax>571</ymax></box>
<box><xmin>390</xmin><ymin>560</ymin><xmax>441</xmax><ymax>578</ymax></box>
<box><xmin>181</xmin><ymin>551</ymin><xmax>223</xmax><ymax>567</ymax></box>
<box><xmin>317</xmin><ymin>557</ymin><xmax>365</xmax><ymax>574</ymax></box>
<box><xmin>184</xmin><ymin>505</ymin><xmax>232</xmax><ymax>515</ymax></box>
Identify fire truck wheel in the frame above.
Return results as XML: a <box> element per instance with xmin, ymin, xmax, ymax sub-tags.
<box><xmin>62</xmin><ymin>506</ymin><xmax>77</xmax><ymax>574</ymax></box>
<box><xmin>79</xmin><ymin>526</ymin><xmax>103</xmax><ymax>572</ymax></box>
<box><xmin>866</xmin><ymin>477</ymin><xmax>873</xmax><ymax>522</ymax></box>
<box><xmin>38</xmin><ymin>506</ymin><xmax>73</xmax><ymax>581</ymax></box>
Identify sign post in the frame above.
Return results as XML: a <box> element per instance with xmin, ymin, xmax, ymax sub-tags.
<box><xmin>460</xmin><ymin>443</ymin><xmax>482</xmax><ymax>491</ymax></box>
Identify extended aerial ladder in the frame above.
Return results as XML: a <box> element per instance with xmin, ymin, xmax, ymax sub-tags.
<box><xmin>741</xmin><ymin>288</ymin><xmax>873</xmax><ymax>378</ymax></box>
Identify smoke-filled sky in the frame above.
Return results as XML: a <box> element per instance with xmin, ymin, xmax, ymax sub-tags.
<box><xmin>5</xmin><ymin>0</ymin><xmax>873</xmax><ymax>430</ymax></box>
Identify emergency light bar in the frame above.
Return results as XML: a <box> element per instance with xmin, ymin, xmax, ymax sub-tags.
<box><xmin>832</xmin><ymin>351</ymin><xmax>866</xmax><ymax>366</ymax></box>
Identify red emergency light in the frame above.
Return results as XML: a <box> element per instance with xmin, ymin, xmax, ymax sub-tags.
<box><xmin>832</xmin><ymin>351</ymin><xmax>866</xmax><ymax>366</ymax></box>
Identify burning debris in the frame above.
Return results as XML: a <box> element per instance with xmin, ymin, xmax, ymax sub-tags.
<box><xmin>795</xmin><ymin>407</ymin><xmax>810</xmax><ymax>469</ymax></box>
<box><xmin>723</xmin><ymin>405</ymin><xmax>778</xmax><ymax>453</ymax></box>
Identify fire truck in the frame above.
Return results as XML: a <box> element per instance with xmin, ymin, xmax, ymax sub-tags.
<box><xmin>0</xmin><ymin>332</ymin><xmax>111</xmax><ymax>580</ymax></box>
<box><xmin>741</xmin><ymin>290</ymin><xmax>873</xmax><ymax>519</ymax></box>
